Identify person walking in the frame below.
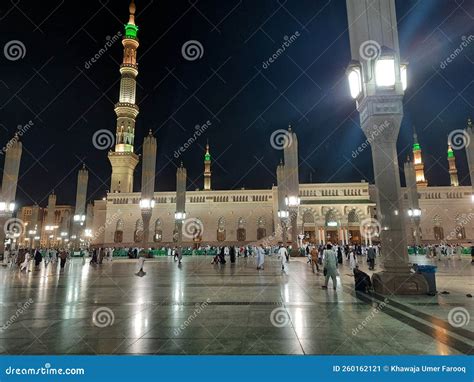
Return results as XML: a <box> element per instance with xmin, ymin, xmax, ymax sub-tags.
<box><xmin>310</xmin><ymin>245</ymin><xmax>319</xmax><ymax>273</ymax></box>
<box><xmin>59</xmin><ymin>250</ymin><xmax>68</xmax><ymax>269</ymax></box>
<box><xmin>367</xmin><ymin>246</ymin><xmax>376</xmax><ymax>270</ymax></box>
<box><xmin>278</xmin><ymin>244</ymin><xmax>289</xmax><ymax>274</ymax></box>
<box><xmin>349</xmin><ymin>248</ymin><xmax>358</xmax><ymax>271</ymax></box>
<box><xmin>229</xmin><ymin>246</ymin><xmax>236</xmax><ymax>263</ymax></box>
<box><xmin>322</xmin><ymin>244</ymin><xmax>338</xmax><ymax>290</ymax></box>
<box><xmin>20</xmin><ymin>251</ymin><xmax>31</xmax><ymax>273</ymax></box>
<box><xmin>256</xmin><ymin>244</ymin><xmax>265</xmax><ymax>270</ymax></box>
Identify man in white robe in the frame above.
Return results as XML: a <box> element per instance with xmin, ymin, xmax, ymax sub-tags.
<box><xmin>20</xmin><ymin>251</ymin><xmax>31</xmax><ymax>273</ymax></box>
<box><xmin>278</xmin><ymin>245</ymin><xmax>288</xmax><ymax>274</ymax></box>
<box><xmin>135</xmin><ymin>256</ymin><xmax>146</xmax><ymax>277</ymax></box>
<box><xmin>256</xmin><ymin>244</ymin><xmax>265</xmax><ymax>270</ymax></box>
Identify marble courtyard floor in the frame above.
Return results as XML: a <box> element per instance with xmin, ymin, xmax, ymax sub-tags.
<box><xmin>0</xmin><ymin>255</ymin><xmax>472</xmax><ymax>355</ymax></box>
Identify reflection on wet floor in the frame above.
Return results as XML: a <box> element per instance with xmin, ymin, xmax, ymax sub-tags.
<box><xmin>0</xmin><ymin>255</ymin><xmax>472</xmax><ymax>355</ymax></box>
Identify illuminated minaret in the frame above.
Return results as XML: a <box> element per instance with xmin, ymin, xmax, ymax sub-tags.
<box><xmin>447</xmin><ymin>141</ymin><xmax>459</xmax><ymax>187</ymax></box>
<box><xmin>412</xmin><ymin>128</ymin><xmax>427</xmax><ymax>187</ymax></box>
<box><xmin>203</xmin><ymin>143</ymin><xmax>211</xmax><ymax>191</ymax></box>
<box><xmin>108</xmin><ymin>0</ymin><xmax>140</xmax><ymax>193</ymax></box>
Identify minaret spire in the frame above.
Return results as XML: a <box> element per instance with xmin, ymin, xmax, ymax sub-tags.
<box><xmin>411</xmin><ymin>126</ymin><xmax>427</xmax><ymax>187</ymax></box>
<box><xmin>204</xmin><ymin>143</ymin><xmax>211</xmax><ymax>191</ymax></box>
<box><xmin>107</xmin><ymin>0</ymin><xmax>140</xmax><ymax>193</ymax></box>
<box><xmin>447</xmin><ymin>139</ymin><xmax>459</xmax><ymax>187</ymax></box>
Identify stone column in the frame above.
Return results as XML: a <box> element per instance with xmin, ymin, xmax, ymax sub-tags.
<box><xmin>404</xmin><ymin>159</ymin><xmax>421</xmax><ymax>245</ymax></box>
<box><xmin>346</xmin><ymin>0</ymin><xmax>427</xmax><ymax>294</ymax></box>
<box><xmin>140</xmin><ymin>131</ymin><xmax>157</xmax><ymax>247</ymax></box>
<box><xmin>283</xmin><ymin>127</ymin><xmax>300</xmax><ymax>255</ymax></box>
<box><xmin>0</xmin><ymin>138</ymin><xmax>22</xmax><ymax>254</ymax></box>
<box><xmin>175</xmin><ymin>163</ymin><xmax>187</xmax><ymax>244</ymax></box>
<box><xmin>73</xmin><ymin>164</ymin><xmax>89</xmax><ymax>248</ymax></box>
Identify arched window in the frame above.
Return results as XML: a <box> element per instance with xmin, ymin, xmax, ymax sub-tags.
<box><xmin>134</xmin><ymin>219</ymin><xmax>143</xmax><ymax>243</ymax></box>
<box><xmin>114</xmin><ymin>219</ymin><xmax>124</xmax><ymax>243</ymax></box>
<box><xmin>257</xmin><ymin>217</ymin><xmax>266</xmax><ymax>240</ymax></box>
<box><xmin>217</xmin><ymin>217</ymin><xmax>226</xmax><ymax>241</ymax></box>
<box><xmin>237</xmin><ymin>217</ymin><xmax>246</xmax><ymax>242</ymax></box>
<box><xmin>348</xmin><ymin>209</ymin><xmax>360</xmax><ymax>225</ymax></box>
<box><xmin>154</xmin><ymin>218</ymin><xmax>162</xmax><ymax>242</ymax></box>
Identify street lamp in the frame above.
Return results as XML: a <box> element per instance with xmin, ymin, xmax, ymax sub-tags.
<box><xmin>174</xmin><ymin>211</ymin><xmax>186</xmax><ymax>221</ymax></box>
<box><xmin>346</xmin><ymin>61</ymin><xmax>362</xmax><ymax>99</ymax></box>
<box><xmin>0</xmin><ymin>202</ymin><xmax>15</xmax><ymax>212</ymax></box>
<box><xmin>407</xmin><ymin>208</ymin><xmax>421</xmax><ymax>217</ymax></box>
<box><xmin>73</xmin><ymin>214</ymin><xmax>86</xmax><ymax>225</ymax></box>
<box><xmin>139</xmin><ymin>198</ymin><xmax>155</xmax><ymax>209</ymax></box>
<box><xmin>284</xmin><ymin>195</ymin><xmax>300</xmax><ymax>207</ymax></box>
<box><xmin>277</xmin><ymin>210</ymin><xmax>289</xmax><ymax>219</ymax></box>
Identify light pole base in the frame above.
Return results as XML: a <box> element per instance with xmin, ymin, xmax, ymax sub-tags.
<box><xmin>372</xmin><ymin>271</ymin><xmax>429</xmax><ymax>295</ymax></box>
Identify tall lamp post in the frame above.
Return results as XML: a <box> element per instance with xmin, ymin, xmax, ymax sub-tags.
<box><xmin>140</xmin><ymin>131</ymin><xmax>157</xmax><ymax>248</ymax></box>
<box><xmin>276</xmin><ymin>160</ymin><xmax>289</xmax><ymax>244</ymax></box>
<box><xmin>404</xmin><ymin>158</ymin><xmax>422</xmax><ymax>246</ymax></box>
<box><xmin>346</xmin><ymin>0</ymin><xmax>427</xmax><ymax>294</ymax></box>
<box><xmin>283</xmin><ymin>127</ymin><xmax>300</xmax><ymax>255</ymax></box>
<box><xmin>0</xmin><ymin>137</ymin><xmax>22</xmax><ymax>254</ymax></box>
<box><xmin>73</xmin><ymin>164</ymin><xmax>88</xmax><ymax>250</ymax></box>
<box><xmin>465</xmin><ymin>118</ymin><xmax>474</xmax><ymax>202</ymax></box>
<box><xmin>175</xmin><ymin>163</ymin><xmax>187</xmax><ymax>245</ymax></box>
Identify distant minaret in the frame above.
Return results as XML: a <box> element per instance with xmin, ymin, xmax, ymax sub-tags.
<box><xmin>412</xmin><ymin>127</ymin><xmax>427</xmax><ymax>187</ymax></box>
<box><xmin>466</xmin><ymin>118</ymin><xmax>474</xmax><ymax>197</ymax></box>
<box><xmin>108</xmin><ymin>0</ymin><xmax>140</xmax><ymax>193</ymax></box>
<box><xmin>204</xmin><ymin>143</ymin><xmax>211</xmax><ymax>191</ymax></box>
<box><xmin>447</xmin><ymin>141</ymin><xmax>459</xmax><ymax>187</ymax></box>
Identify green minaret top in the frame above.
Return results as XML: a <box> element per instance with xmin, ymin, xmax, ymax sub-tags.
<box><xmin>413</xmin><ymin>126</ymin><xmax>421</xmax><ymax>151</ymax></box>
<box><xmin>124</xmin><ymin>0</ymin><xmax>138</xmax><ymax>38</ymax></box>
<box><xmin>447</xmin><ymin>143</ymin><xmax>455</xmax><ymax>159</ymax></box>
<box><xmin>204</xmin><ymin>143</ymin><xmax>211</xmax><ymax>161</ymax></box>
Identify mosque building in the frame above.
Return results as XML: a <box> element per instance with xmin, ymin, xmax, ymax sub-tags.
<box><xmin>15</xmin><ymin>1</ymin><xmax>474</xmax><ymax>250</ymax></box>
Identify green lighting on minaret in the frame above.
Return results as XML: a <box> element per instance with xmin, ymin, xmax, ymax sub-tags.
<box><xmin>125</xmin><ymin>23</ymin><xmax>138</xmax><ymax>38</ymax></box>
<box><xmin>205</xmin><ymin>152</ymin><xmax>211</xmax><ymax>161</ymax></box>
<box><xmin>447</xmin><ymin>145</ymin><xmax>455</xmax><ymax>158</ymax></box>
<box><xmin>413</xmin><ymin>142</ymin><xmax>420</xmax><ymax>151</ymax></box>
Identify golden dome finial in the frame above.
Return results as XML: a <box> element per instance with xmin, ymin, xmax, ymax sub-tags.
<box><xmin>128</xmin><ymin>0</ymin><xmax>136</xmax><ymax>25</ymax></box>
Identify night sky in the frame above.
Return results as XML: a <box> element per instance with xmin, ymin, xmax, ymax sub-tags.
<box><xmin>1</xmin><ymin>0</ymin><xmax>473</xmax><ymax>208</ymax></box>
